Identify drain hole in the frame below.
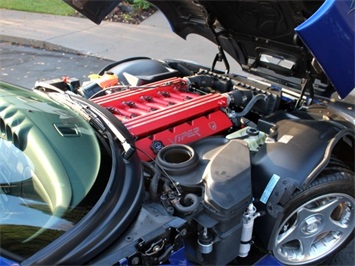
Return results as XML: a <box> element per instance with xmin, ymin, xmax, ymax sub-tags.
<box><xmin>54</xmin><ymin>124</ymin><xmax>80</xmax><ymax>137</ymax></box>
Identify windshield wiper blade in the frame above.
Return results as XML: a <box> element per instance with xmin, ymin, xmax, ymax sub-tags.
<box><xmin>49</xmin><ymin>92</ymin><xmax>135</xmax><ymax>159</ymax></box>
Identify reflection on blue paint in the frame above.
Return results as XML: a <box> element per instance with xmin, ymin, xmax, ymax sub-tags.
<box><xmin>295</xmin><ymin>0</ymin><xmax>355</xmax><ymax>98</ymax></box>
<box><xmin>162</xmin><ymin>247</ymin><xmax>193</xmax><ymax>266</ymax></box>
<box><xmin>255</xmin><ymin>254</ymin><xmax>284</xmax><ymax>266</ymax></box>
<box><xmin>0</xmin><ymin>256</ymin><xmax>19</xmax><ymax>266</ymax></box>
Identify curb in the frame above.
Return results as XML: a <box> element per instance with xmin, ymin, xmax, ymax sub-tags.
<box><xmin>0</xmin><ymin>35</ymin><xmax>89</xmax><ymax>57</ymax></box>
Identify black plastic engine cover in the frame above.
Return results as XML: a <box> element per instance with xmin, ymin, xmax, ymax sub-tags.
<box><xmin>187</xmin><ymin>138</ymin><xmax>252</xmax><ymax>265</ymax></box>
<box><xmin>203</xmin><ymin>139</ymin><xmax>252</xmax><ymax>216</ymax></box>
<box><xmin>252</xmin><ymin>119</ymin><xmax>347</xmax><ymax>198</ymax></box>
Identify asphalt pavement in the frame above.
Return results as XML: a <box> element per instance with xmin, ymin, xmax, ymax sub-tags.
<box><xmin>0</xmin><ymin>8</ymin><xmax>240</xmax><ymax>71</ymax></box>
<box><xmin>0</xmin><ymin>42</ymin><xmax>113</xmax><ymax>88</ymax></box>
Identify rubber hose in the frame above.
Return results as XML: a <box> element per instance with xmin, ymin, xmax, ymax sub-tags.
<box><xmin>142</xmin><ymin>161</ymin><xmax>161</xmax><ymax>201</ymax></box>
<box><xmin>234</xmin><ymin>94</ymin><xmax>267</xmax><ymax>117</ymax></box>
<box><xmin>173</xmin><ymin>193</ymin><xmax>199</xmax><ymax>213</ymax></box>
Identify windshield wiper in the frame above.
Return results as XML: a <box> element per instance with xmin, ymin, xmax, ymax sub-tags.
<box><xmin>49</xmin><ymin>92</ymin><xmax>135</xmax><ymax>159</ymax></box>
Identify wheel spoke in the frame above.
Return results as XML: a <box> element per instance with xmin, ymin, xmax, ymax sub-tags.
<box><xmin>314</xmin><ymin>196</ymin><xmax>343</xmax><ymax>218</ymax></box>
<box><xmin>276</xmin><ymin>207</ymin><xmax>307</xmax><ymax>246</ymax></box>
<box><xmin>277</xmin><ymin>206</ymin><xmax>324</xmax><ymax>260</ymax></box>
<box><xmin>299</xmin><ymin>234</ymin><xmax>316</xmax><ymax>259</ymax></box>
<box><xmin>324</xmin><ymin>213</ymin><xmax>347</xmax><ymax>233</ymax></box>
<box><xmin>296</xmin><ymin>206</ymin><xmax>316</xmax><ymax>223</ymax></box>
<box><xmin>276</xmin><ymin>222</ymin><xmax>298</xmax><ymax>247</ymax></box>
<box><xmin>325</xmin><ymin>207</ymin><xmax>354</xmax><ymax>236</ymax></box>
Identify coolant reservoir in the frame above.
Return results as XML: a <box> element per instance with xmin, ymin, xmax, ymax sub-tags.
<box><xmin>226</xmin><ymin>127</ymin><xmax>267</xmax><ymax>151</ymax></box>
<box><xmin>80</xmin><ymin>72</ymin><xmax>119</xmax><ymax>98</ymax></box>
<box><xmin>89</xmin><ymin>72</ymin><xmax>119</xmax><ymax>89</ymax></box>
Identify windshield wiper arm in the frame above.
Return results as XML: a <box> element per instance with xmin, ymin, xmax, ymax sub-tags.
<box><xmin>49</xmin><ymin>93</ymin><xmax>135</xmax><ymax>159</ymax></box>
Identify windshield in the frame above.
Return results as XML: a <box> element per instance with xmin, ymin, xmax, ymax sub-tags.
<box><xmin>0</xmin><ymin>87</ymin><xmax>112</xmax><ymax>260</ymax></box>
<box><xmin>0</xmin><ymin>137</ymin><xmax>111</xmax><ymax>260</ymax></box>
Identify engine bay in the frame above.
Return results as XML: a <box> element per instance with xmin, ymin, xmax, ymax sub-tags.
<box><xmin>32</xmin><ymin>58</ymin><xmax>354</xmax><ymax>265</ymax></box>
<box><xmin>35</xmin><ymin>59</ymin><xmax>285</xmax><ymax>264</ymax></box>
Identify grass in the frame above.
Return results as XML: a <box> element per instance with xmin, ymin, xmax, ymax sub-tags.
<box><xmin>0</xmin><ymin>0</ymin><xmax>75</xmax><ymax>16</ymax></box>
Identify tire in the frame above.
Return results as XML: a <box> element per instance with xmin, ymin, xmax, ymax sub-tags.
<box><xmin>271</xmin><ymin>167</ymin><xmax>355</xmax><ymax>265</ymax></box>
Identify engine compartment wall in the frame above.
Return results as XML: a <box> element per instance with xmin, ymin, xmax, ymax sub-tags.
<box><xmin>251</xmin><ymin>118</ymin><xmax>352</xmax><ymax>249</ymax></box>
<box><xmin>252</xmin><ymin>119</ymin><xmax>349</xmax><ymax>195</ymax></box>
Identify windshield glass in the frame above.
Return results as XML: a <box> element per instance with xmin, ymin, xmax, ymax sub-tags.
<box><xmin>0</xmin><ymin>139</ymin><xmax>68</xmax><ymax>257</ymax></box>
<box><xmin>0</xmin><ymin>88</ymin><xmax>112</xmax><ymax>260</ymax></box>
<box><xmin>0</xmin><ymin>137</ymin><xmax>110</xmax><ymax>259</ymax></box>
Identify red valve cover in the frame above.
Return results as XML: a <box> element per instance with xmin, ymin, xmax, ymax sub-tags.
<box><xmin>92</xmin><ymin>77</ymin><xmax>232</xmax><ymax>160</ymax></box>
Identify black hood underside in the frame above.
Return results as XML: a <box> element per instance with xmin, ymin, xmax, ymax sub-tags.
<box><xmin>64</xmin><ymin>0</ymin><xmax>331</xmax><ymax>92</ymax></box>
<box><xmin>150</xmin><ymin>1</ymin><xmax>325</xmax><ymax>81</ymax></box>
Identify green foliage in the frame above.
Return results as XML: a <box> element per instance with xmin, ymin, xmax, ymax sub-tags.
<box><xmin>0</xmin><ymin>0</ymin><xmax>75</xmax><ymax>16</ymax></box>
<box><xmin>132</xmin><ymin>0</ymin><xmax>151</xmax><ymax>11</ymax></box>
<box><xmin>122</xmin><ymin>13</ymin><xmax>133</xmax><ymax>22</ymax></box>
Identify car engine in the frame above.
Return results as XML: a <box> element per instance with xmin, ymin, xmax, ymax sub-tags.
<box><xmin>78</xmin><ymin>60</ymin><xmax>280</xmax><ymax>265</ymax></box>
<box><xmin>91</xmin><ymin>76</ymin><xmax>233</xmax><ymax>161</ymax></box>
<box><xmin>34</xmin><ymin>58</ymin><xmax>353</xmax><ymax>265</ymax></box>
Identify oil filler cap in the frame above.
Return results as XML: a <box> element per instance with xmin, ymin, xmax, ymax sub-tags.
<box><xmin>151</xmin><ymin>140</ymin><xmax>164</xmax><ymax>154</ymax></box>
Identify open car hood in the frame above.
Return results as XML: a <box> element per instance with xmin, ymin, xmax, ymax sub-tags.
<box><xmin>64</xmin><ymin>0</ymin><xmax>354</xmax><ymax>98</ymax></box>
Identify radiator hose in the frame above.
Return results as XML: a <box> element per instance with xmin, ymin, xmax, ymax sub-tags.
<box><xmin>172</xmin><ymin>193</ymin><xmax>199</xmax><ymax>213</ymax></box>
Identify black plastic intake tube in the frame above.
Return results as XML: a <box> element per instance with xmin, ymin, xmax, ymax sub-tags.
<box><xmin>227</xmin><ymin>88</ymin><xmax>253</xmax><ymax>106</ymax></box>
<box><xmin>186</xmin><ymin>75</ymin><xmax>232</xmax><ymax>92</ymax></box>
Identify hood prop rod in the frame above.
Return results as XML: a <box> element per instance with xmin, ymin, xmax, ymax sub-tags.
<box><xmin>206</xmin><ymin>14</ymin><xmax>230</xmax><ymax>74</ymax></box>
<box><xmin>295</xmin><ymin>76</ymin><xmax>314</xmax><ymax>109</ymax></box>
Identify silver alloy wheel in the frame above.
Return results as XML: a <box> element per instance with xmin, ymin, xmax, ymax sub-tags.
<box><xmin>273</xmin><ymin>193</ymin><xmax>355</xmax><ymax>265</ymax></box>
